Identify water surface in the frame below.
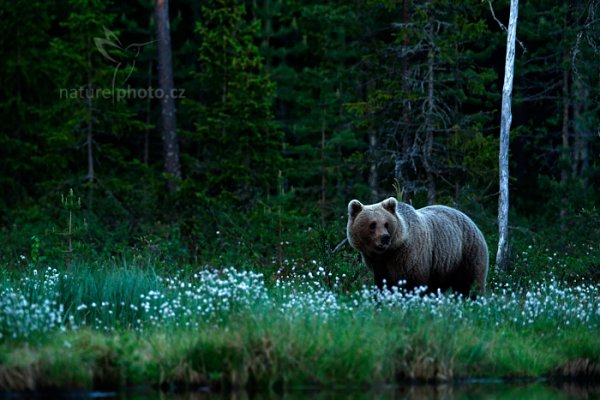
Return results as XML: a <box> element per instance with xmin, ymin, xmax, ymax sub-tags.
<box><xmin>34</xmin><ymin>381</ymin><xmax>597</xmax><ymax>400</ymax></box>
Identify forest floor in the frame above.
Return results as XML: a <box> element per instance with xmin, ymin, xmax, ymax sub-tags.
<box><xmin>0</xmin><ymin>263</ymin><xmax>598</xmax><ymax>392</ymax></box>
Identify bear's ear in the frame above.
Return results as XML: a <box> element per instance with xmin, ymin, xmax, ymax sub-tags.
<box><xmin>381</xmin><ymin>197</ymin><xmax>398</xmax><ymax>215</ymax></box>
<box><xmin>348</xmin><ymin>200</ymin><xmax>363</xmax><ymax>219</ymax></box>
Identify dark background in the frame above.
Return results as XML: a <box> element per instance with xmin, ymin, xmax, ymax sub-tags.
<box><xmin>0</xmin><ymin>0</ymin><xmax>598</xmax><ymax>283</ymax></box>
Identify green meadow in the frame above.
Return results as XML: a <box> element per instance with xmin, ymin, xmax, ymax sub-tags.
<box><xmin>0</xmin><ymin>259</ymin><xmax>598</xmax><ymax>392</ymax></box>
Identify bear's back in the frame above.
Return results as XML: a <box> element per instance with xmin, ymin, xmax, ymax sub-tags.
<box><xmin>413</xmin><ymin>205</ymin><xmax>487</xmax><ymax>269</ymax></box>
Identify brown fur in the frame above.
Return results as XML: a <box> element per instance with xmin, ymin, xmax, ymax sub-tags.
<box><xmin>347</xmin><ymin>197</ymin><xmax>489</xmax><ymax>297</ymax></box>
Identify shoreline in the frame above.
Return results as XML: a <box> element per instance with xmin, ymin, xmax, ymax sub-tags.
<box><xmin>0</xmin><ymin>327</ymin><xmax>598</xmax><ymax>393</ymax></box>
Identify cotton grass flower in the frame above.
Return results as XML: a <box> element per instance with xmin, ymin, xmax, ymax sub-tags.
<box><xmin>0</xmin><ymin>265</ymin><xmax>598</xmax><ymax>339</ymax></box>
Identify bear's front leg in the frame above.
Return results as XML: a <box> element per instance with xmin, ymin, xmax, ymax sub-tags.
<box><xmin>373</xmin><ymin>265</ymin><xmax>392</xmax><ymax>291</ymax></box>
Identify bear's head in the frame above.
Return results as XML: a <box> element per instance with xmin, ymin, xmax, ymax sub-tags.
<box><xmin>347</xmin><ymin>197</ymin><xmax>405</xmax><ymax>255</ymax></box>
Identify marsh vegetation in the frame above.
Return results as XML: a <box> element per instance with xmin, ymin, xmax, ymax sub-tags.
<box><xmin>0</xmin><ymin>256</ymin><xmax>598</xmax><ymax>392</ymax></box>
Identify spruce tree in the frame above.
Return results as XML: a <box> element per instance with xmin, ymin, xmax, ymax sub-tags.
<box><xmin>189</xmin><ymin>0</ymin><xmax>282</xmax><ymax>203</ymax></box>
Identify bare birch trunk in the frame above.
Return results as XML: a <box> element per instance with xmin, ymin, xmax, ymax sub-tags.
<box><xmin>496</xmin><ymin>0</ymin><xmax>519</xmax><ymax>272</ymax></box>
<box><xmin>155</xmin><ymin>0</ymin><xmax>182</xmax><ymax>192</ymax></box>
<box><xmin>86</xmin><ymin>91</ymin><xmax>94</xmax><ymax>184</ymax></box>
<box><xmin>86</xmin><ymin>91</ymin><xmax>94</xmax><ymax>211</ymax></box>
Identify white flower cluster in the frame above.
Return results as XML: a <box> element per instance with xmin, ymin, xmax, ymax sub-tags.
<box><xmin>478</xmin><ymin>279</ymin><xmax>600</xmax><ymax>328</ymax></box>
<box><xmin>136</xmin><ymin>268</ymin><xmax>270</xmax><ymax>329</ymax></box>
<box><xmin>66</xmin><ymin>268</ymin><xmax>271</xmax><ymax>332</ymax></box>
<box><xmin>274</xmin><ymin>273</ymin><xmax>344</xmax><ymax>319</ymax></box>
<box><xmin>348</xmin><ymin>277</ymin><xmax>600</xmax><ymax>329</ymax></box>
<box><xmin>0</xmin><ymin>267</ymin><xmax>70</xmax><ymax>339</ymax></box>
<box><xmin>0</xmin><ymin>266</ymin><xmax>598</xmax><ymax>339</ymax></box>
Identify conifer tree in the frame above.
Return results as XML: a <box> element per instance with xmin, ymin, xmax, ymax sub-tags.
<box><xmin>258</xmin><ymin>0</ymin><xmax>364</xmax><ymax>214</ymax></box>
<box><xmin>189</xmin><ymin>0</ymin><xmax>282</xmax><ymax>203</ymax></box>
<box><xmin>0</xmin><ymin>1</ymin><xmax>55</xmax><ymax>211</ymax></box>
<box><xmin>357</xmin><ymin>0</ymin><xmax>498</xmax><ymax>204</ymax></box>
<box><xmin>49</xmin><ymin>0</ymin><xmax>118</xmax><ymax>206</ymax></box>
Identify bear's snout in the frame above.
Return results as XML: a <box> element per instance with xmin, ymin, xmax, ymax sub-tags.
<box><xmin>381</xmin><ymin>234</ymin><xmax>390</xmax><ymax>245</ymax></box>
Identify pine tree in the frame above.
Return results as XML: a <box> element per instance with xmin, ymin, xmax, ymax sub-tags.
<box><xmin>0</xmin><ymin>0</ymin><xmax>56</xmax><ymax>212</ymax></box>
<box><xmin>510</xmin><ymin>0</ymin><xmax>599</xmax><ymax>224</ymax></box>
<box><xmin>188</xmin><ymin>0</ymin><xmax>282</xmax><ymax>203</ymax></box>
<box><xmin>259</xmin><ymin>0</ymin><xmax>365</xmax><ymax>215</ymax></box>
<box><xmin>48</xmin><ymin>1</ymin><xmax>115</xmax><ymax>206</ymax></box>
<box><xmin>49</xmin><ymin>0</ymin><xmax>147</xmax><ymax>215</ymax></box>
<box><xmin>353</xmin><ymin>0</ymin><xmax>499</xmax><ymax>204</ymax></box>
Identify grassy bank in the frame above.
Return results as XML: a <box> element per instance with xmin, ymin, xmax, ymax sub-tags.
<box><xmin>0</xmin><ymin>263</ymin><xmax>598</xmax><ymax>391</ymax></box>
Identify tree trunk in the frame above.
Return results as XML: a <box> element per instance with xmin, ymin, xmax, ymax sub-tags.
<box><xmin>263</xmin><ymin>0</ymin><xmax>272</xmax><ymax>73</ymax></box>
<box><xmin>397</xmin><ymin>0</ymin><xmax>413</xmax><ymax>203</ymax></box>
<box><xmin>144</xmin><ymin>61</ymin><xmax>153</xmax><ymax>166</ymax></box>
<box><xmin>569</xmin><ymin>1</ymin><xmax>591</xmax><ymax>187</ymax></box>
<box><xmin>561</xmin><ymin>53</ymin><xmax>571</xmax><ymax>184</ymax></box>
<box><xmin>366</xmin><ymin>79</ymin><xmax>378</xmax><ymax>203</ymax></box>
<box><xmin>86</xmin><ymin>89</ymin><xmax>94</xmax><ymax>184</ymax></box>
<box><xmin>572</xmin><ymin>77</ymin><xmax>589</xmax><ymax>183</ymax></box>
<box><xmin>368</xmin><ymin>125</ymin><xmax>378</xmax><ymax>203</ymax></box>
<box><xmin>86</xmin><ymin>51</ymin><xmax>95</xmax><ymax>211</ymax></box>
<box><xmin>559</xmin><ymin>50</ymin><xmax>570</xmax><ymax>237</ymax></box>
<box><xmin>496</xmin><ymin>0</ymin><xmax>519</xmax><ymax>272</ymax></box>
<box><xmin>320</xmin><ymin>115</ymin><xmax>326</xmax><ymax>224</ymax></box>
<box><xmin>155</xmin><ymin>0</ymin><xmax>181</xmax><ymax>192</ymax></box>
<box><xmin>424</xmin><ymin>6</ymin><xmax>436</xmax><ymax>205</ymax></box>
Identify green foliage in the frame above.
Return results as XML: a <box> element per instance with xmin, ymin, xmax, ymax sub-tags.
<box><xmin>0</xmin><ymin>1</ymin><xmax>56</xmax><ymax>213</ymax></box>
<box><xmin>30</xmin><ymin>235</ymin><xmax>46</xmax><ymax>266</ymax></box>
<box><xmin>354</xmin><ymin>0</ymin><xmax>499</xmax><ymax>199</ymax></box>
<box><xmin>0</xmin><ymin>263</ymin><xmax>598</xmax><ymax>389</ymax></box>
<box><xmin>262</xmin><ymin>0</ymin><xmax>366</xmax><ymax>215</ymax></box>
<box><xmin>0</xmin><ymin>0</ymin><xmax>598</xmax><ymax>290</ymax></box>
<box><xmin>494</xmin><ymin>210</ymin><xmax>600</xmax><ymax>286</ymax></box>
<box><xmin>182</xmin><ymin>0</ymin><xmax>283</xmax><ymax>203</ymax></box>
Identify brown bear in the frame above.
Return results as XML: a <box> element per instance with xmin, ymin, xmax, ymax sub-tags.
<box><xmin>346</xmin><ymin>197</ymin><xmax>488</xmax><ymax>297</ymax></box>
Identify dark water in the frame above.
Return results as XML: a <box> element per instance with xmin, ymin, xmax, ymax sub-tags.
<box><xmin>130</xmin><ymin>383</ymin><xmax>598</xmax><ymax>400</ymax></box>
<box><xmin>4</xmin><ymin>382</ymin><xmax>597</xmax><ymax>400</ymax></box>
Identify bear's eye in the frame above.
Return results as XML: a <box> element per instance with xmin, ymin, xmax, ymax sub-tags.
<box><xmin>369</xmin><ymin>222</ymin><xmax>376</xmax><ymax>230</ymax></box>
<box><xmin>384</xmin><ymin>222</ymin><xmax>389</xmax><ymax>229</ymax></box>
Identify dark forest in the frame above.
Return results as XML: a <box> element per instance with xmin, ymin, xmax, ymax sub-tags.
<box><xmin>1</xmin><ymin>0</ymin><xmax>599</xmax><ymax>280</ymax></box>
<box><xmin>0</xmin><ymin>0</ymin><xmax>599</xmax><ymax>393</ymax></box>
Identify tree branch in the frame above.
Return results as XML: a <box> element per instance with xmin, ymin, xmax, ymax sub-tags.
<box><xmin>486</xmin><ymin>0</ymin><xmax>527</xmax><ymax>53</ymax></box>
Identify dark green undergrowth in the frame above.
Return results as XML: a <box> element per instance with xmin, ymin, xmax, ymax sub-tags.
<box><xmin>1</xmin><ymin>174</ymin><xmax>598</xmax><ymax>289</ymax></box>
<box><xmin>2</xmin><ymin>198</ymin><xmax>599</xmax><ymax>289</ymax></box>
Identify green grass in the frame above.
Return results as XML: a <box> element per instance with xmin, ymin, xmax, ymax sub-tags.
<box><xmin>0</xmin><ymin>313</ymin><xmax>597</xmax><ymax>391</ymax></box>
<box><xmin>0</xmin><ymin>260</ymin><xmax>598</xmax><ymax>391</ymax></box>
